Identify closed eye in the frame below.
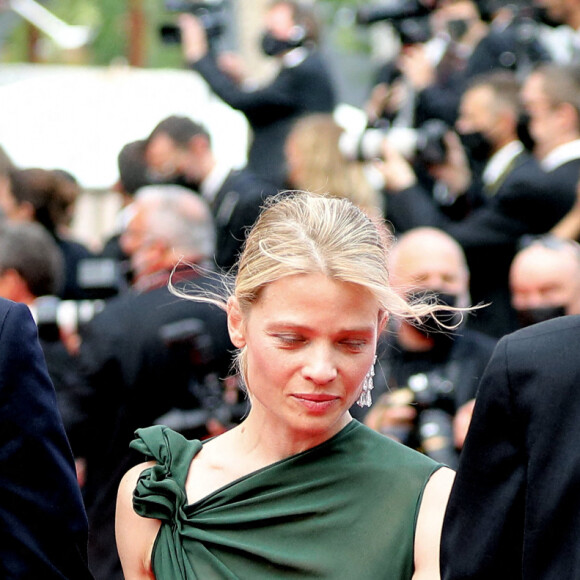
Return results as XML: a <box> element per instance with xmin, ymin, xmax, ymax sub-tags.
<box><xmin>339</xmin><ymin>339</ymin><xmax>367</xmax><ymax>353</ymax></box>
<box><xmin>273</xmin><ymin>334</ymin><xmax>306</xmax><ymax>348</ymax></box>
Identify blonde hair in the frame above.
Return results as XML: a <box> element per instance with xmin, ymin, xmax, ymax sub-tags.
<box><xmin>175</xmin><ymin>192</ymin><xmax>446</xmax><ymax>384</ymax></box>
<box><xmin>286</xmin><ymin>114</ymin><xmax>382</xmax><ymax>216</ymax></box>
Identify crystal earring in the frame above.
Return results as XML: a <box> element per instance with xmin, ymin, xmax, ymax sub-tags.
<box><xmin>357</xmin><ymin>356</ymin><xmax>377</xmax><ymax>408</ymax></box>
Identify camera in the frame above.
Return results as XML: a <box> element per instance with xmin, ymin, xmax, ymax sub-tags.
<box><xmin>356</xmin><ymin>0</ymin><xmax>436</xmax><ymax>45</ymax></box>
<box><xmin>355</xmin><ymin>0</ymin><xmax>434</xmax><ymax>26</ymax></box>
<box><xmin>76</xmin><ymin>257</ymin><xmax>127</xmax><ymax>299</ymax></box>
<box><xmin>160</xmin><ymin>0</ymin><xmax>228</xmax><ymax>46</ymax></box>
<box><xmin>340</xmin><ymin>118</ymin><xmax>449</xmax><ymax>167</ymax></box>
<box><xmin>32</xmin><ymin>295</ymin><xmax>106</xmax><ymax>341</ymax></box>
<box><xmin>155</xmin><ymin>317</ymin><xmax>246</xmax><ymax>438</ymax></box>
<box><xmin>377</xmin><ymin>370</ymin><xmax>459</xmax><ymax>468</ymax></box>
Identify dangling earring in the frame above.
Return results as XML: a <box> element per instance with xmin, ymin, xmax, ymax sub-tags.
<box><xmin>357</xmin><ymin>356</ymin><xmax>377</xmax><ymax>408</ymax></box>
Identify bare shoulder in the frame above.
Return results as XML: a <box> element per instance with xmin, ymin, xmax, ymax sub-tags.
<box><xmin>119</xmin><ymin>461</ymin><xmax>157</xmax><ymax>493</ymax></box>
<box><xmin>423</xmin><ymin>466</ymin><xmax>456</xmax><ymax>500</ymax></box>
<box><xmin>413</xmin><ymin>467</ymin><xmax>456</xmax><ymax>580</ymax></box>
<box><xmin>116</xmin><ymin>461</ymin><xmax>160</xmax><ymax>580</ymax></box>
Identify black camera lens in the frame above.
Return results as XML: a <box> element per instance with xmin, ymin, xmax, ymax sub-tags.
<box><xmin>160</xmin><ymin>24</ymin><xmax>182</xmax><ymax>44</ymax></box>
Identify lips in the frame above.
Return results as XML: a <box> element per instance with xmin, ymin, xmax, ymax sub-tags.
<box><xmin>291</xmin><ymin>393</ymin><xmax>340</xmax><ymax>413</ymax></box>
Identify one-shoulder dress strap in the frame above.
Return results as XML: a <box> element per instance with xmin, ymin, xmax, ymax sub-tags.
<box><xmin>129</xmin><ymin>425</ymin><xmax>203</xmax><ymax>523</ymax></box>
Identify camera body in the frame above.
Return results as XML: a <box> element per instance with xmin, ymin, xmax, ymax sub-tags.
<box><xmin>340</xmin><ymin>118</ymin><xmax>449</xmax><ymax>167</ymax></box>
<box><xmin>155</xmin><ymin>317</ymin><xmax>246</xmax><ymax>438</ymax></box>
<box><xmin>406</xmin><ymin>371</ymin><xmax>458</xmax><ymax>467</ymax></box>
<box><xmin>160</xmin><ymin>0</ymin><xmax>228</xmax><ymax>46</ymax></box>
<box><xmin>356</xmin><ymin>0</ymin><xmax>436</xmax><ymax>45</ymax></box>
<box><xmin>377</xmin><ymin>370</ymin><xmax>458</xmax><ymax>467</ymax></box>
<box><xmin>32</xmin><ymin>295</ymin><xmax>106</xmax><ymax>342</ymax></box>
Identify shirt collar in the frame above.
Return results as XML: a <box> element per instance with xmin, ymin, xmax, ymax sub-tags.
<box><xmin>200</xmin><ymin>162</ymin><xmax>232</xmax><ymax>203</ymax></box>
<box><xmin>541</xmin><ymin>139</ymin><xmax>580</xmax><ymax>172</ymax></box>
<box><xmin>482</xmin><ymin>141</ymin><xmax>524</xmax><ymax>185</ymax></box>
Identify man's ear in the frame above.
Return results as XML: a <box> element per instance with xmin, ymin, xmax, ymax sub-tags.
<box><xmin>227</xmin><ymin>296</ymin><xmax>246</xmax><ymax>348</ymax></box>
<box><xmin>15</xmin><ymin>200</ymin><xmax>35</xmax><ymax>222</ymax></box>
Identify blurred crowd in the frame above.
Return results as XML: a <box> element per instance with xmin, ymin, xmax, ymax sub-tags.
<box><xmin>3</xmin><ymin>0</ymin><xmax>580</xmax><ymax>577</ymax></box>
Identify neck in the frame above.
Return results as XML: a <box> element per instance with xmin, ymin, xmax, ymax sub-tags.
<box><xmin>233</xmin><ymin>406</ymin><xmax>351</xmax><ymax>463</ymax></box>
<box><xmin>542</xmin><ymin>133</ymin><xmax>580</xmax><ymax>159</ymax></box>
<box><xmin>492</xmin><ymin>135</ymin><xmax>518</xmax><ymax>153</ymax></box>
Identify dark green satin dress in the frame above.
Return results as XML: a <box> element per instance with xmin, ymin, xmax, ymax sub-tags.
<box><xmin>131</xmin><ymin>420</ymin><xmax>441</xmax><ymax>579</ymax></box>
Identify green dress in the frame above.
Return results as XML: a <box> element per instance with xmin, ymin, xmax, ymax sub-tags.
<box><xmin>131</xmin><ymin>420</ymin><xmax>441</xmax><ymax>579</ymax></box>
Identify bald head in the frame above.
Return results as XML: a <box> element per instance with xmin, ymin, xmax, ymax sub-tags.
<box><xmin>389</xmin><ymin>227</ymin><xmax>470</xmax><ymax>304</ymax></box>
<box><xmin>510</xmin><ymin>238</ymin><xmax>580</xmax><ymax>316</ymax></box>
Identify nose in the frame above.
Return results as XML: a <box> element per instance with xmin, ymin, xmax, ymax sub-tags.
<box><xmin>302</xmin><ymin>347</ymin><xmax>338</xmax><ymax>385</ymax></box>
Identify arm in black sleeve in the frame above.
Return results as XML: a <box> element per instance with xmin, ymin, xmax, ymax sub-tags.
<box><xmin>441</xmin><ymin>335</ymin><xmax>526</xmax><ymax>579</ymax></box>
<box><xmin>0</xmin><ymin>300</ymin><xmax>92</xmax><ymax>579</ymax></box>
<box><xmin>386</xmin><ymin>182</ymin><xmax>530</xmax><ymax>250</ymax></box>
<box><xmin>192</xmin><ymin>55</ymin><xmax>296</xmax><ymax>121</ymax></box>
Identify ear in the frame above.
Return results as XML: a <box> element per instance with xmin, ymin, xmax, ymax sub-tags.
<box><xmin>378</xmin><ymin>311</ymin><xmax>389</xmax><ymax>337</ymax></box>
<box><xmin>190</xmin><ymin>134</ymin><xmax>210</xmax><ymax>156</ymax></box>
<box><xmin>558</xmin><ymin>102</ymin><xmax>578</xmax><ymax>128</ymax></box>
<box><xmin>15</xmin><ymin>201</ymin><xmax>35</xmax><ymax>222</ymax></box>
<box><xmin>227</xmin><ymin>296</ymin><xmax>246</xmax><ymax>348</ymax></box>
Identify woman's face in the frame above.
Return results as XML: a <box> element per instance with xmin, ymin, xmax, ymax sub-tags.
<box><xmin>228</xmin><ymin>272</ymin><xmax>385</xmax><ymax>448</ymax></box>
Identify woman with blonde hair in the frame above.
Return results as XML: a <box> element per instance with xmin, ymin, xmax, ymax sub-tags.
<box><xmin>116</xmin><ymin>192</ymin><xmax>454</xmax><ymax>579</ymax></box>
<box><xmin>285</xmin><ymin>113</ymin><xmax>383</xmax><ymax>216</ymax></box>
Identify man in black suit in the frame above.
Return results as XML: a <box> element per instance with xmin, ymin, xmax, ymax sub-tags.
<box><xmin>521</xmin><ymin>63</ymin><xmax>580</xmax><ymax>193</ymax></box>
<box><xmin>441</xmin><ymin>314</ymin><xmax>580</xmax><ymax>579</ymax></box>
<box><xmin>381</xmin><ymin>69</ymin><xmax>577</xmax><ymax>337</ymax></box>
<box><xmin>179</xmin><ymin>0</ymin><xmax>336</xmax><ymax>187</ymax></box>
<box><xmin>144</xmin><ymin>115</ymin><xmax>278</xmax><ymax>271</ymax></box>
<box><xmin>0</xmin><ymin>297</ymin><xmax>92</xmax><ymax>579</ymax></box>
<box><xmin>78</xmin><ymin>186</ymin><xmax>235</xmax><ymax>579</ymax></box>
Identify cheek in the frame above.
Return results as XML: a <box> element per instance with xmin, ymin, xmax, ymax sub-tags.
<box><xmin>245</xmin><ymin>339</ymin><xmax>286</xmax><ymax>381</ymax></box>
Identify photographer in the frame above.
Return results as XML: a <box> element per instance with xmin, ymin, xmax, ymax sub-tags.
<box><xmin>378</xmin><ymin>70</ymin><xmax>571</xmax><ymax>337</ymax></box>
<box><xmin>78</xmin><ymin>186</ymin><xmax>234</xmax><ymax>579</ymax></box>
<box><xmin>355</xmin><ymin>227</ymin><xmax>496</xmax><ymax>468</ymax></box>
<box><xmin>363</xmin><ymin>0</ymin><xmax>549</xmax><ymax>130</ymax></box>
<box><xmin>179</xmin><ymin>0</ymin><xmax>336</xmax><ymax>187</ymax></box>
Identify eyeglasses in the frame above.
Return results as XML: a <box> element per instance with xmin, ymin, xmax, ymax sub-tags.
<box><xmin>518</xmin><ymin>233</ymin><xmax>580</xmax><ymax>258</ymax></box>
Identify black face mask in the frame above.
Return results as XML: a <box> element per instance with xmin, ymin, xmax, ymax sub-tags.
<box><xmin>460</xmin><ymin>131</ymin><xmax>493</xmax><ymax>163</ymax></box>
<box><xmin>446</xmin><ymin>19</ymin><xmax>470</xmax><ymax>43</ymax></box>
<box><xmin>516</xmin><ymin>112</ymin><xmax>536</xmax><ymax>152</ymax></box>
<box><xmin>408</xmin><ymin>290</ymin><xmax>463</xmax><ymax>351</ymax></box>
<box><xmin>260</xmin><ymin>31</ymin><xmax>299</xmax><ymax>56</ymax></box>
<box><xmin>516</xmin><ymin>305</ymin><xmax>567</xmax><ymax>328</ymax></box>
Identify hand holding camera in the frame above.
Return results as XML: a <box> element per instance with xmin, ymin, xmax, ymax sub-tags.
<box><xmin>179</xmin><ymin>13</ymin><xmax>208</xmax><ymax>62</ymax></box>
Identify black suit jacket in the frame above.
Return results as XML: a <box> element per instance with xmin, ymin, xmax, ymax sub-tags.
<box><xmin>193</xmin><ymin>50</ymin><xmax>336</xmax><ymax>186</ymax></box>
<box><xmin>386</xmin><ymin>154</ymin><xmax>577</xmax><ymax>336</ymax></box>
<box><xmin>78</xmin><ymin>273</ymin><xmax>233</xmax><ymax>579</ymax></box>
<box><xmin>210</xmin><ymin>168</ymin><xmax>278</xmax><ymax>270</ymax></box>
<box><xmin>0</xmin><ymin>299</ymin><xmax>92</xmax><ymax>579</ymax></box>
<box><xmin>441</xmin><ymin>315</ymin><xmax>580</xmax><ymax>579</ymax></box>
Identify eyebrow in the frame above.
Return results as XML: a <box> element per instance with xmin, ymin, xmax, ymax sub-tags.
<box><xmin>265</xmin><ymin>322</ymin><xmax>376</xmax><ymax>336</ymax></box>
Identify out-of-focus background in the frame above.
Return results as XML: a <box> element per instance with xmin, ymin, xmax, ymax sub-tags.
<box><xmin>0</xmin><ymin>0</ymin><xmax>379</xmax><ymax>248</ymax></box>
